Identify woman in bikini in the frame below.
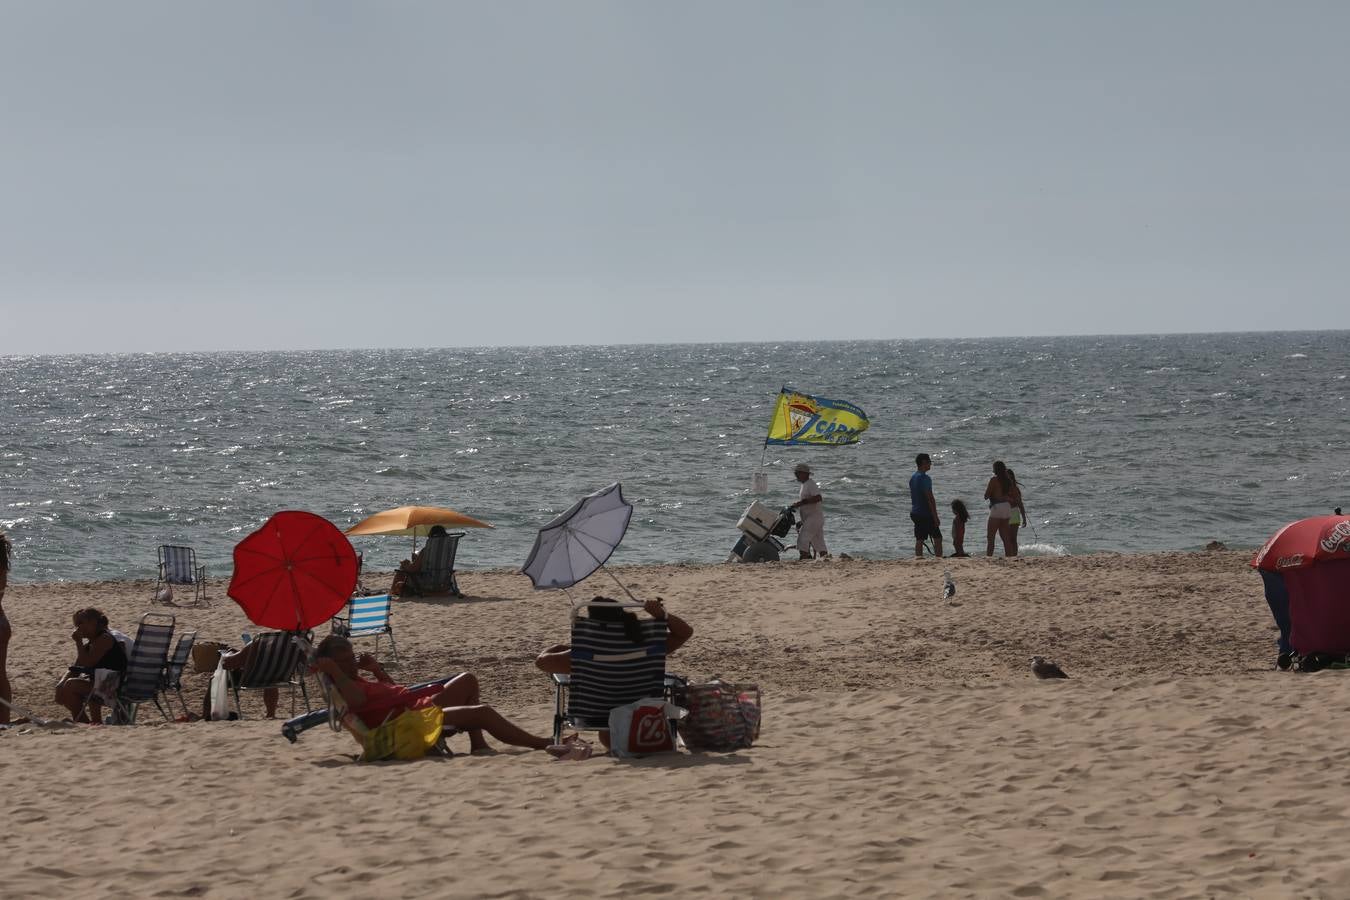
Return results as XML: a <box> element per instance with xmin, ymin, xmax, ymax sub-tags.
<box><xmin>0</xmin><ymin>533</ymin><xmax>12</xmax><ymax>724</ymax></box>
<box><xmin>984</xmin><ymin>461</ymin><xmax>1015</xmax><ymax>557</ymax></box>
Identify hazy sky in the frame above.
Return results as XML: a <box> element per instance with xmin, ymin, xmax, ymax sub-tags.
<box><xmin>1</xmin><ymin>2</ymin><xmax>1346</xmax><ymax>353</ymax></box>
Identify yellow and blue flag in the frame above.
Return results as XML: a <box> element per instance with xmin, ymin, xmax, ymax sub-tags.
<box><xmin>765</xmin><ymin>387</ymin><xmax>870</xmax><ymax>446</ymax></box>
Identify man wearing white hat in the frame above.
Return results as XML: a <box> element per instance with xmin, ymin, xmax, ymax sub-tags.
<box><xmin>791</xmin><ymin>463</ymin><xmax>829</xmax><ymax>560</ymax></box>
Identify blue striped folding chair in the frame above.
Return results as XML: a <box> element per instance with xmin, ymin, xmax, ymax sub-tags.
<box><xmin>549</xmin><ymin>606</ymin><xmax>672</xmax><ymax>743</ymax></box>
<box><xmin>158</xmin><ymin>631</ymin><xmax>197</xmax><ymax>719</ymax></box>
<box><xmin>156</xmin><ymin>545</ymin><xmax>207</xmax><ymax>606</ymax></box>
<box><xmin>233</xmin><ymin>631</ymin><xmax>312</xmax><ymax>719</ymax></box>
<box><xmin>402</xmin><ymin>532</ymin><xmax>464</xmax><ymax>598</ymax></box>
<box><xmin>329</xmin><ymin>594</ymin><xmax>397</xmax><ymax>661</ymax></box>
<box><xmin>112</xmin><ymin>612</ymin><xmax>176</xmax><ymax>724</ymax></box>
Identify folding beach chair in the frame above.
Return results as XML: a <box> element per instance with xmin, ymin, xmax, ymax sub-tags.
<box><xmin>330</xmin><ymin>594</ymin><xmax>397</xmax><ymax>661</ymax></box>
<box><xmin>402</xmin><ymin>532</ymin><xmax>464</xmax><ymax>598</ymax></box>
<box><xmin>111</xmin><ymin>612</ymin><xmax>176</xmax><ymax>724</ymax></box>
<box><xmin>232</xmin><ymin>631</ymin><xmax>312</xmax><ymax>719</ymax></box>
<box><xmin>159</xmin><ymin>630</ymin><xmax>197</xmax><ymax>720</ymax></box>
<box><xmin>276</xmin><ymin>633</ymin><xmax>458</xmax><ymax>757</ymax></box>
<box><xmin>156</xmin><ymin>545</ymin><xmax>207</xmax><ymax>606</ymax></box>
<box><xmin>70</xmin><ymin>667</ymin><xmax>124</xmax><ymax>725</ymax></box>
<box><xmin>314</xmin><ymin>673</ymin><xmax>459</xmax><ymax>760</ymax></box>
<box><xmin>549</xmin><ymin>606</ymin><xmax>675</xmax><ymax>743</ymax></box>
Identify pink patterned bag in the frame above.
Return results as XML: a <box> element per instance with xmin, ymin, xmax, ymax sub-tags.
<box><xmin>676</xmin><ymin>680</ymin><xmax>761</xmax><ymax>752</ymax></box>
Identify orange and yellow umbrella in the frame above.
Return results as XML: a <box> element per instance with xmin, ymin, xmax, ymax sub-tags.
<box><xmin>345</xmin><ymin>505</ymin><xmax>494</xmax><ymax>542</ymax></box>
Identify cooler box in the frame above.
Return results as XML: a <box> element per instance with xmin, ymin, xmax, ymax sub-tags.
<box><xmin>737</xmin><ymin>501</ymin><xmax>777</xmax><ymax>541</ymax></box>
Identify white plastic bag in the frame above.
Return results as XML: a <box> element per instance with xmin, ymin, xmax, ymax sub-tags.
<box><xmin>607</xmin><ymin>698</ymin><xmax>686</xmax><ymax>758</ymax></box>
<box><xmin>209</xmin><ymin>660</ymin><xmax>231</xmax><ymax>721</ymax></box>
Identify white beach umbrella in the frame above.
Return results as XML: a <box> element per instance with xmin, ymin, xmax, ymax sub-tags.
<box><xmin>521</xmin><ymin>483</ymin><xmax>637</xmax><ymax>598</ymax></box>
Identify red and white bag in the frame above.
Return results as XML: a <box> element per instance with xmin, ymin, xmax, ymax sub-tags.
<box><xmin>607</xmin><ymin>698</ymin><xmax>686</xmax><ymax>758</ymax></box>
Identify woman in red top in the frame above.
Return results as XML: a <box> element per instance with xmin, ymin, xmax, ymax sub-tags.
<box><xmin>312</xmin><ymin>635</ymin><xmax>552</xmax><ymax>753</ymax></box>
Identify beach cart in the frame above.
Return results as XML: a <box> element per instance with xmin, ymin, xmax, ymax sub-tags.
<box><xmin>729</xmin><ymin>501</ymin><xmax>795</xmax><ymax>563</ymax></box>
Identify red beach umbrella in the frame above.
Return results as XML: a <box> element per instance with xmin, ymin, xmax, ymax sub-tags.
<box><xmin>228</xmin><ymin>510</ymin><xmax>358</xmax><ymax>631</ymax></box>
<box><xmin>1250</xmin><ymin>515</ymin><xmax>1350</xmax><ymax>572</ymax></box>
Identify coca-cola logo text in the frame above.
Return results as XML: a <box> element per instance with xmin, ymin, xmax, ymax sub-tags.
<box><xmin>1319</xmin><ymin>521</ymin><xmax>1350</xmax><ymax>554</ymax></box>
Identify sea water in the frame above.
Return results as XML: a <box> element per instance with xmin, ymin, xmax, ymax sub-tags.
<box><xmin>2</xmin><ymin>332</ymin><xmax>1347</xmax><ymax>581</ymax></box>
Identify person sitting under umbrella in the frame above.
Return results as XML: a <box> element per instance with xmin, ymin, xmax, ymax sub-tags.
<box><xmin>311</xmin><ymin>635</ymin><xmax>555</xmax><ymax>753</ymax></box>
<box><xmin>534</xmin><ymin>596</ymin><xmax>693</xmax><ymax>748</ymax></box>
<box><xmin>218</xmin><ymin>641</ymin><xmax>283</xmax><ymax>719</ymax></box>
<box><xmin>390</xmin><ymin>525</ymin><xmax>448</xmax><ymax>598</ymax></box>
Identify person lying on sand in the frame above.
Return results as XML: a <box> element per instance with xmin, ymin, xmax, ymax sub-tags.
<box><xmin>311</xmin><ymin>635</ymin><xmax>555</xmax><ymax>753</ymax></box>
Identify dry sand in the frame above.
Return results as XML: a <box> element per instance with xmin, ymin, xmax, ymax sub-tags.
<box><xmin>1</xmin><ymin>550</ymin><xmax>1335</xmax><ymax>898</ymax></box>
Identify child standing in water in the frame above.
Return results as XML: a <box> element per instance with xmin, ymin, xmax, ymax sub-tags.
<box><xmin>949</xmin><ymin>500</ymin><xmax>970</xmax><ymax>558</ymax></box>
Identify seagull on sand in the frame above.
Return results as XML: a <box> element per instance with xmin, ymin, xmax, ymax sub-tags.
<box><xmin>1030</xmin><ymin>656</ymin><xmax>1069</xmax><ymax>679</ymax></box>
<box><xmin>942</xmin><ymin>570</ymin><xmax>956</xmax><ymax>600</ymax></box>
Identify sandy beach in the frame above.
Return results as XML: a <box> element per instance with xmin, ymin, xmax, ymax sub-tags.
<box><xmin>1</xmin><ymin>549</ymin><xmax>1335</xmax><ymax>898</ymax></box>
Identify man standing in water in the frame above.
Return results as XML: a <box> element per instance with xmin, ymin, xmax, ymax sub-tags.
<box><xmin>791</xmin><ymin>463</ymin><xmax>829</xmax><ymax>560</ymax></box>
<box><xmin>909</xmin><ymin>453</ymin><xmax>943</xmax><ymax>558</ymax></box>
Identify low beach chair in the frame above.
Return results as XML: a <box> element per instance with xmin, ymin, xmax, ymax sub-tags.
<box><xmin>112</xmin><ymin>612</ymin><xmax>176</xmax><ymax>724</ymax></box>
<box><xmin>318</xmin><ymin>673</ymin><xmax>459</xmax><ymax>761</ymax></box>
<box><xmin>402</xmin><ymin>532</ymin><xmax>464</xmax><ymax>598</ymax></box>
<box><xmin>232</xmin><ymin>631</ymin><xmax>312</xmax><ymax>719</ymax></box>
<box><xmin>549</xmin><ymin>606</ymin><xmax>673</xmax><ymax>743</ymax></box>
<box><xmin>277</xmin><ymin>634</ymin><xmax>456</xmax><ymax>757</ymax></box>
<box><xmin>159</xmin><ymin>631</ymin><xmax>197</xmax><ymax>720</ymax></box>
<box><xmin>330</xmin><ymin>594</ymin><xmax>397</xmax><ymax>661</ymax></box>
<box><xmin>156</xmin><ymin>545</ymin><xmax>207</xmax><ymax>606</ymax></box>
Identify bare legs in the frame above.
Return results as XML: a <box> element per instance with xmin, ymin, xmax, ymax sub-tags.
<box><xmin>55</xmin><ymin>676</ymin><xmax>98</xmax><ymax>723</ymax></box>
<box><xmin>0</xmin><ymin>618</ymin><xmax>10</xmax><ymax>725</ymax></box>
<box><xmin>221</xmin><ymin>644</ymin><xmax>281</xmax><ymax>718</ymax></box>
<box><xmin>915</xmin><ymin>537</ymin><xmax>944</xmax><ymax>558</ymax></box>
<box><xmin>431</xmin><ymin>672</ymin><xmax>487</xmax><ymax>751</ymax></box>
<box><xmin>439</xmin><ymin>704</ymin><xmax>551</xmax><ymax>751</ymax></box>
<box><xmin>986</xmin><ymin>518</ymin><xmax>1014</xmax><ymax>557</ymax></box>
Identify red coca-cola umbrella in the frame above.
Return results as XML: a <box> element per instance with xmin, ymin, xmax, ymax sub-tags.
<box><xmin>228</xmin><ymin>510</ymin><xmax>358</xmax><ymax>630</ymax></box>
<box><xmin>1251</xmin><ymin>515</ymin><xmax>1350</xmax><ymax>572</ymax></box>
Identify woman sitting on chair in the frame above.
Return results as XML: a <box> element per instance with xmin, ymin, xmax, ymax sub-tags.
<box><xmin>55</xmin><ymin>608</ymin><xmax>128</xmax><ymax>723</ymax></box>
<box><xmin>535</xmin><ymin>596</ymin><xmax>693</xmax><ymax>676</ymax></box>
<box><xmin>535</xmin><ymin>596</ymin><xmax>693</xmax><ymax>749</ymax></box>
<box><xmin>311</xmin><ymin>635</ymin><xmax>554</xmax><ymax>753</ymax></box>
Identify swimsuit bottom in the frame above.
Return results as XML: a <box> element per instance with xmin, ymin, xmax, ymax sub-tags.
<box><xmin>988</xmin><ymin>502</ymin><xmax>1012</xmax><ymax>520</ymax></box>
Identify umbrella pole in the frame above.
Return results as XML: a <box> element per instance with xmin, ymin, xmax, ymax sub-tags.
<box><xmin>600</xmin><ymin>564</ymin><xmax>640</xmax><ymax>603</ymax></box>
<box><xmin>568</xmin><ymin>530</ymin><xmax>641</xmax><ymax>603</ymax></box>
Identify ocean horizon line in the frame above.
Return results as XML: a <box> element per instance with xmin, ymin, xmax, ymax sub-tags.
<box><xmin>2</xmin><ymin>327</ymin><xmax>1346</xmax><ymax>359</ymax></box>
